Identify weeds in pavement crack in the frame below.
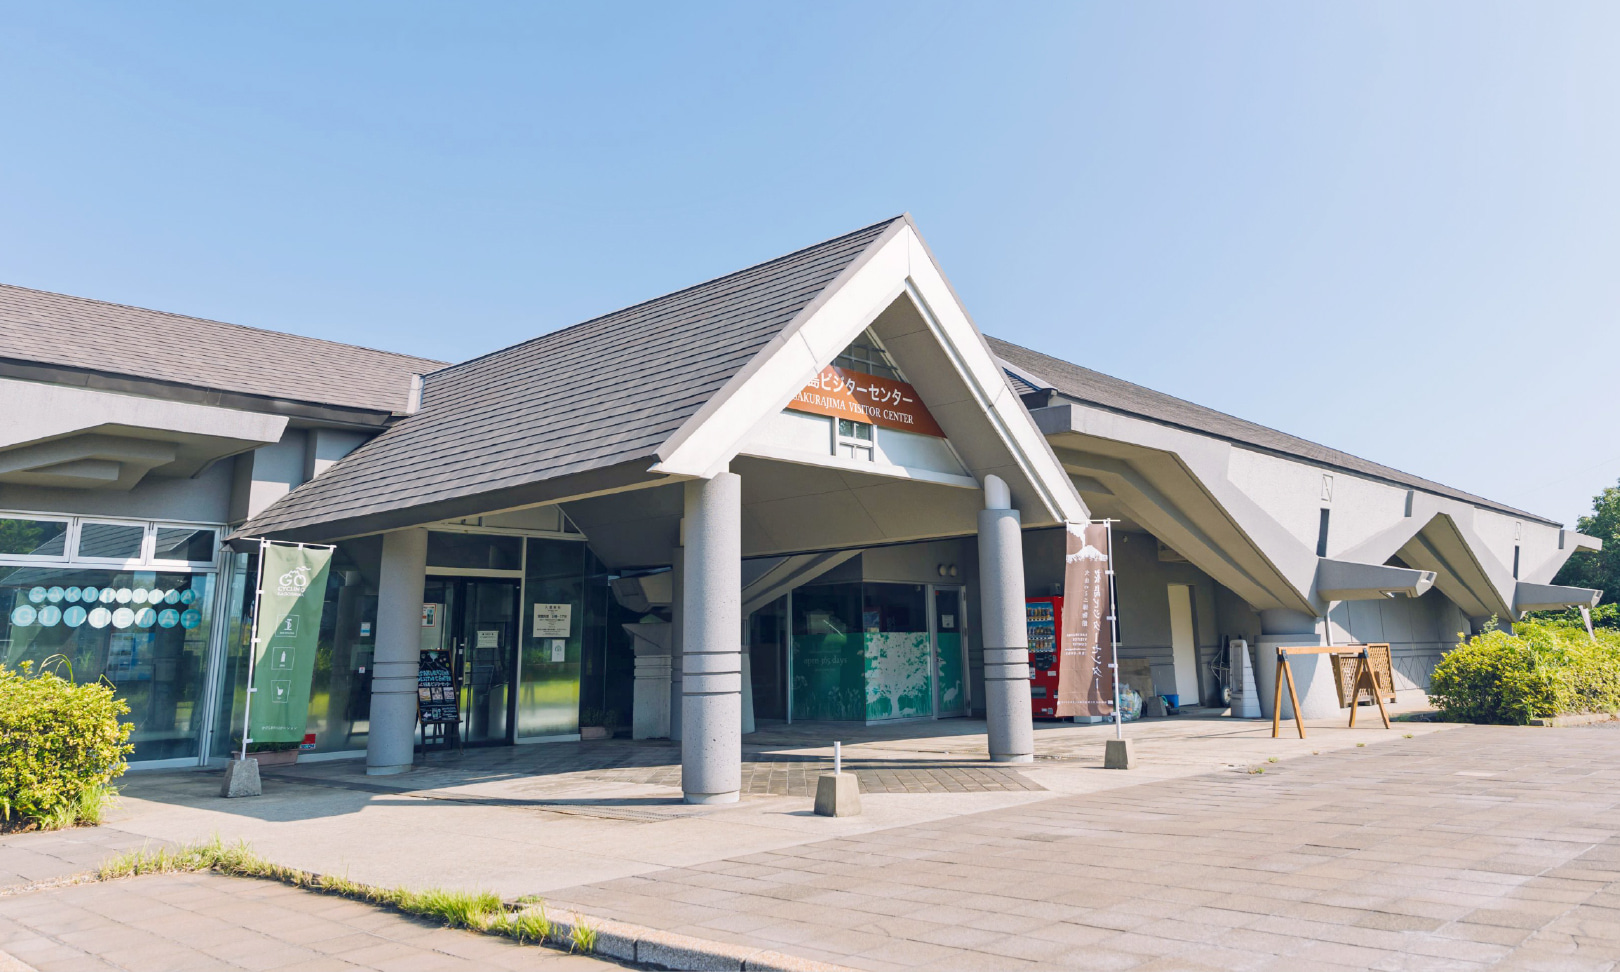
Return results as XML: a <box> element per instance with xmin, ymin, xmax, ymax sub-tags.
<box><xmin>97</xmin><ymin>838</ymin><xmax>581</xmax><ymax>952</ymax></box>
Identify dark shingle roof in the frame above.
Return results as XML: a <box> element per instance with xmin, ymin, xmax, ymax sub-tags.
<box><xmin>0</xmin><ymin>283</ymin><xmax>445</xmax><ymax>413</ymax></box>
<box><xmin>988</xmin><ymin>336</ymin><xmax>1555</xmax><ymax>525</ymax></box>
<box><xmin>243</xmin><ymin>217</ymin><xmax>904</xmax><ymax>536</ymax></box>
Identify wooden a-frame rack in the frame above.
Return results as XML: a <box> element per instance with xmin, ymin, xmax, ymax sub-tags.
<box><xmin>1271</xmin><ymin>645</ymin><xmax>1391</xmax><ymax>739</ymax></box>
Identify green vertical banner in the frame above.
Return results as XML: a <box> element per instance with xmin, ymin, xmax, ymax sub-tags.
<box><xmin>250</xmin><ymin>543</ymin><xmax>332</xmax><ymax>744</ymax></box>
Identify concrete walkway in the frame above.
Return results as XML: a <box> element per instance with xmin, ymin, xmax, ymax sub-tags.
<box><xmin>552</xmin><ymin>723</ymin><xmax>1620</xmax><ymax>971</ymax></box>
<box><xmin>0</xmin><ymin>871</ymin><xmax>620</xmax><ymax>972</ymax></box>
<box><xmin>82</xmin><ymin>708</ymin><xmax>1452</xmax><ymax>897</ymax></box>
<box><xmin>14</xmin><ymin>706</ymin><xmax>1584</xmax><ymax>971</ymax></box>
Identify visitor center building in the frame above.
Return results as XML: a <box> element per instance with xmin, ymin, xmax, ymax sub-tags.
<box><xmin>0</xmin><ymin>216</ymin><xmax>1601</xmax><ymax>795</ymax></box>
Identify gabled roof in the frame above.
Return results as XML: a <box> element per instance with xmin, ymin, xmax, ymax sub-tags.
<box><xmin>242</xmin><ymin>217</ymin><xmax>906</xmax><ymax>537</ymax></box>
<box><xmin>0</xmin><ymin>283</ymin><xmax>444</xmax><ymax>414</ymax></box>
<box><xmin>989</xmin><ymin>336</ymin><xmax>1555</xmax><ymax>525</ymax></box>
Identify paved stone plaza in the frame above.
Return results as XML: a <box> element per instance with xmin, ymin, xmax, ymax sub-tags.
<box><xmin>552</xmin><ymin>724</ymin><xmax>1620</xmax><ymax>971</ymax></box>
<box><xmin>0</xmin><ymin>715</ymin><xmax>1616</xmax><ymax>970</ymax></box>
<box><xmin>0</xmin><ymin>871</ymin><xmax>618</xmax><ymax>972</ymax></box>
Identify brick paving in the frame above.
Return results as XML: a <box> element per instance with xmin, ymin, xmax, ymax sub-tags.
<box><xmin>0</xmin><ymin>871</ymin><xmax>624</xmax><ymax>972</ymax></box>
<box><xmin>551</xmin><ymin>725</ymin><xmax>1620</xmax><ymax>971</ymax></box>
<box><xmin>270</xmin><ymin>737</ymin><xmax>1042</xmax><ymax>802</ymax></box>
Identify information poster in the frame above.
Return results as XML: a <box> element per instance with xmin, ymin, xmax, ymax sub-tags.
<box><xmin>250</xmin><ymin>544</ymin><xmax>333</xmax><ymax>743</ymax></box>
<box><xmin>417</xmin><ymin>649</ymin><xmax>459</xmax><ymax>724</ymax></box>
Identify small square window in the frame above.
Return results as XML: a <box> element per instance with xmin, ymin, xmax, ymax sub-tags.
<box><xmin>76</xmin><ymin>522</ymin><xmax>146</xmax><ymax>561</ymax></box>
<box><xmin>837</xmin><ymin>419</ymin><xmax>872</xmax><ymax>441</ymax></box>
<box><xmin>0</xmin><ymin>517</ymin><xmax>69</xmax><ymax>558</ymax></box>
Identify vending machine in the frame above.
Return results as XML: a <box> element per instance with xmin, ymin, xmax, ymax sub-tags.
<box><xmin>1026</xmin><ymin>597</ymin><xmax>1063</xmax><ymax>719</ymax></box>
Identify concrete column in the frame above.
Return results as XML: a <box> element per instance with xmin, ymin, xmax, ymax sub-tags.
<box><xmin>977</xmin><ymin>474</ymin><xmax>1034</xmax><ymax>763</ymax></box>
<box><xmin>1254</xmin><ymin>608</ymin><xmax>1338</xmax><ymax>721</ymax></box>
<box><xmin>366</xmin><ymin>528</ymin><xmax>428</xmax><ymax>776</ymax></box>
<box><xmin>680</xmin><ymin>471</ymin><xmax>742</xmax><ymax>804</ymax></box>
<box><xmin>668</xmin><ymin>545</ymin><xmax>684</xmax><ymax>742</ymax></box>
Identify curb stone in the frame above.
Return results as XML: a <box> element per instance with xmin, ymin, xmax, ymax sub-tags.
<box><xmin>544</xmin><ymin>909</ymin><xmax>856</xmax><ymax>972</ymax></box>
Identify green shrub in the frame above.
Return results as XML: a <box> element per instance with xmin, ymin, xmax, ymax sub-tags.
<box><xmin>1429</xmin><ymin>620</ymin><xmax>1620</xmax><ymax>724</ymax></box>
<box><xmin>0</xmin><ymin>663</ymin><xmax>132</xmax><ymax>829</ymax></box>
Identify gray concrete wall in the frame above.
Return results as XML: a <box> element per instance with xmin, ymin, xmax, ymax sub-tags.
<box><xmin>0</xmin><ymin>460</ymin><xmax>236</xmax><ymax>523</ymax></box>
<box><xmin>1024</xmin><ymin>527</ymin><xmax>1256</xmax><ymax>705</ymax></box>
<box><xmin>1326</xmin><ymin>589</ymin><xmax>1469</xmax><ymax>692</ymax></box>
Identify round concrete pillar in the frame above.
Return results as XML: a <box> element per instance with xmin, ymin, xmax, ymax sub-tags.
<box><xmin>668</xmin><ymin>547</ymin><xmax>684</xmax><ymax>742</ymax></box>
<box><xmin>680</xmin><ymin>471</ymin><xmax>742</xmax><ymax>804</ymax></box>
<box><xmin>367</xmin><ymin>528</ymin><xmax>428</xmax><ymax>775</ymax></box>
<box><xmin>978</xmin><ymin>476</ymin><xmax>1034</xmax><ymax>763</ymax></box>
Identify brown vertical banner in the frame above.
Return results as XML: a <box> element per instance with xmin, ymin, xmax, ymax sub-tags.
<box><xmin>1055</xmin><ymin>522</ymin><xmax>1114</xmax><ymax>717</ymax></box>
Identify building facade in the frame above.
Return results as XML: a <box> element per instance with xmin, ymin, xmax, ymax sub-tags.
<box><xmin>0</xmin><ymin>216</ymin><xmax>1601</xmax><ymax>781</ymax></box>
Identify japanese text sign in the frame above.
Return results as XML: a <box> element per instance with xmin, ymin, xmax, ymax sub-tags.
<box><xmin>787</xmin><ymin>366</ymin><xmax>945</xmax><ymax>438</ymax></box>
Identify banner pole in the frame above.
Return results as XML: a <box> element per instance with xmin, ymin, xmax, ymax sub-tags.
<box><xmin>1105</xmin><ymin>520</ymin><xmax>1122</xmax><ymax>742</ymax></box>
<box><xmin>239</xmin><ymin>538</ymin><xmax>270</xmax><ymax>762</ymax></box>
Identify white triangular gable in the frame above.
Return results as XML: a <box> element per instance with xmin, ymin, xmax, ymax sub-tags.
<box><xmin>650</xmin><ymin>217</ymin><xmax>1086</xmax><ymax>527</ymax></box>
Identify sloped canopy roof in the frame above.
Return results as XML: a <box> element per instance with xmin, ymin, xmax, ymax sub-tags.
<box><xmin>0</xmin><ymin>283</ymin><xmax>443</xmax><ymax>415</ymax></box>
<box><xmin>990</xmin><ymin>336</ymin><xmax>1555</xmax><ymax>525</ymax></box>
<box><xmin>242</xmin><ymin>218</ymin><xmax>908</xmax><ymax>538</ymax></box>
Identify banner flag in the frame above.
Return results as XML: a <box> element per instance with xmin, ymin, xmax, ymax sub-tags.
<box><xmin>249</xmin><ymin>543</ymin><xmax>332</xmax><ymax>744</ymax></box>
<box><xmin>1055</xmin><ymin>522</ymin><xmax>1114</xmax><ymax>717</ymax></box>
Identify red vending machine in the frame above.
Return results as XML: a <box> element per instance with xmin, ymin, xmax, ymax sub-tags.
<box><xmin>1026</xmin><ymin>597</ymin><xmax>1063</xmax><ymax>719</ymax></box>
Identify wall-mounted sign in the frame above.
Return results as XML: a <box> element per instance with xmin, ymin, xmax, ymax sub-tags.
<box><xmin>533</xmin><ymin>603</ymin><xmax>572</xmax><ymax>638</ymax></box>
<box><xmin>787</xmin><ymin>366</ymin><xmax>945</xmax><ymax>438</ymax></box>
<box><xmin>421</xmin><ymin>603</ymin><xmax>439</xmax><ymax>628</ymax></box>
<box><xmin>476</xmin><ymin>629</ymin><xmax>500</xmax><ymax>649</ymax></box>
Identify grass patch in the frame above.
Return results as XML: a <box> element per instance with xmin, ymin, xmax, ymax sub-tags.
<box><xmin>570</xmin><ymin>918</ymin><xmax>598</xmax><ymax>954</ymax></box>
<box><xmin>98</xmin><ymin>838</ymin><xmax>584</xmax><ymax>949</ymax></box>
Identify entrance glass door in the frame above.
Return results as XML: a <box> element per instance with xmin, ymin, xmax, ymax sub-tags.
<box><xmin>933</xmin><ymin>587</ymin><xmax>968</xmax><ymax>717</ymax></box>
<box><xmin>458</xmin><ymin>579</ymin><xmax>518</xmax><ymax>745</ymax></box>
<box><xmin>422</xmin><ymin>577</ymin><xmax>519</xmax><ymax>747</ymax></box>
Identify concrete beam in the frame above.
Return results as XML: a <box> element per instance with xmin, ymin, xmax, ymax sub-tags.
<box><xmin>1514</xmin><ymin>582</ymin><xmax>1602</xmax><ymax>614</ymax></box>
<box><xmin>1315</xmin><ymin>558</ymin><xmax>1436</xmax><ymax>602</ymax></box>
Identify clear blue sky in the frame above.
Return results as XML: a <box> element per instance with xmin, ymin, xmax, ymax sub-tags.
<box><xmin>3</xmin><ymin>3</ymin><xmax>1616</xmax><ymax>527</ymax></box>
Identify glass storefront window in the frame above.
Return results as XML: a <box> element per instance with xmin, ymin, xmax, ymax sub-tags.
<box><xmin>76</xmin><ymin>522</ymin><xmax>147</xmax><ymax>561</ymax></box>
<box><xmin>791</xmin><ymin>583</ymin><xmax>864</xmax><ymax>721</ymax></box>
<box><xmin>0</xmin><ymin>516</ymin><xmax>68</xmax><ymax>558</ymax></box>
<box><xmin>0</xmin><ymin>565</ymin><xmax>214</xmax><ymax>761</ymax></box>
<box><xmin>214</xmin><ymin>543</ymin><xmax>379</xmax><ymax>758</ymax></box>
<box><xmin>427</xmin><ymin>532</ymin><xmax>523</xmax><ymax>571</ymax></box>
<box><xmin>861</xmin><ymin>583</ymin><xmax>931</xmax><ymax>721</ymax></box>
<box><xmin>153</xmin><ymin>526</ymin><xmax>217</xmax><ymax>564</ymax></box>
<box><xmin>520</xmin><ymin>538</ymin><xmax>585</xmax><ymax>737</ymax></box>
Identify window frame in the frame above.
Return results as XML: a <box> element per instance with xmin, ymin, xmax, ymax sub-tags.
<box><xmin>0</xmin><ymin>512</ymin><xmax>73</xmax><ymax>563</ymax></box>
<box><xmin>0</xmin><ymin>511</ymin><xmax>225</xmax><ymax>572</ymax></box>
<box><xmin>71</xmin><ymin>518</ymin><xmax>155</xmax><ymax>568</ymax></box>
<box><xmin>149</xmin><ymin>522</ymin><xmax>222</xmax><ymax>569</ymax></box>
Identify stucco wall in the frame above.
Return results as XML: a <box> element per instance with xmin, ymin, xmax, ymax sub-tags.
<box><xmin>1325</xmin><ymin>589</ymin><xmax>1468</xmax><ymax>691</ymax></box>
<box><xmin>0</xmin><ymin>460</ymin><xmax>236</xmax><ymax>524</ymax></box>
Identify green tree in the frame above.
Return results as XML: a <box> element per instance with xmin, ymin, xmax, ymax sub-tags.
<box><xmin>1553</xmin><ymin>479</ymin><xmax>1620</xmax><ymax>604</ymax></box>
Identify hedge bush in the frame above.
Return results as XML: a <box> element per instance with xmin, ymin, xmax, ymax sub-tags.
<box><xmin>1429</xmin><ymin>620</ymin><xmax>1620</xmax><ymax>724</ymax></box>
<box><xmin>0</xmin><ymin>663</ymin><xmax>132</xmax><ymax>830</ymax></box>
